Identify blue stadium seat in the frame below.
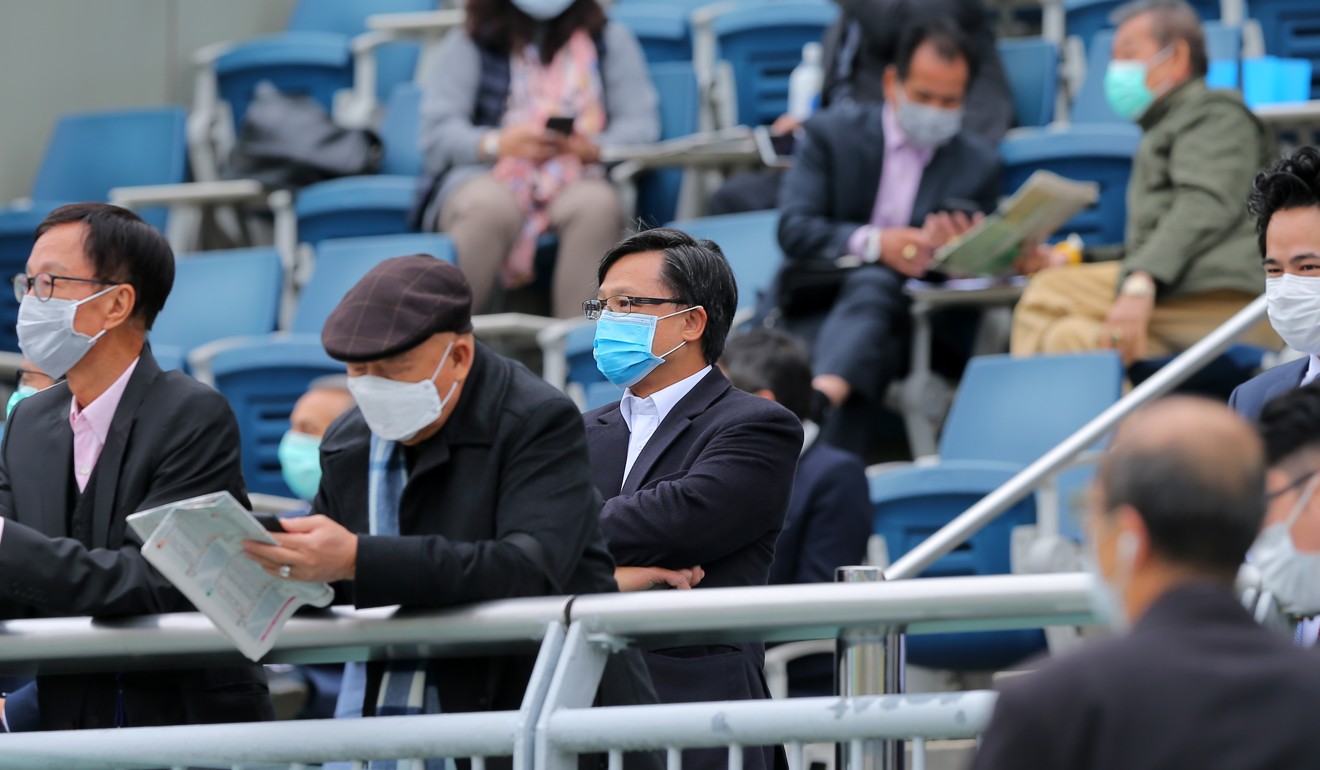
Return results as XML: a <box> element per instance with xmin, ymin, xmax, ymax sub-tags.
<box><xmin>610</xmin><ymin>3</ymin><xmax>693</xmax><ymax>64</ymax></box>
<box><xmin>997</xmin><ymin>37</ymin><xmax>1060</xmax><ymax>128</ymax></box>
<box><xmin>293</xmin><ymin>84</ymin><xmax>424</xmax><ymax>248</ymax></box>
<box><xmin>565</xmin><ymin>322</ymin><xmax>608</xmax><ymax>394</ymax></box>
<box><xmin>209</xmin><ymin>337</ymin><xmax>344</xmax><ymax>497</ymax></box>
<box><xmin>1000</xmin><ymin>124</ymin><xmax>1141</xmax><ymax>246</ymax></box>
<box><xmin>583</xmin><ymin>381</ymin><xmax>625</xmax><ymax>411</ymax></box>
<box><xmin>667</xmin><ymin>210</ymin><xmax>781</xmax><ymax>314</ymax></box>
<box><xmin>1252</xmin><ymin>0</ymin><xmax>1320</xmax><ymax>99</ymax></box>
<box><xmin>0</xmin><ymin>107</ymin><xmax>188</xmax><ymax>353</ymax></box>
<box><xmin>871</xmin><ymin>351</ymin><xmax>1123</xmax><ymax>670</ymax></box>
<box><xmin>636</xmin><ymin>62</ymin><xmax>701</xmax><ymax>227</ymax></box>
<box><xmin>712</xmin><ymin>1</ymin><xmax>839</xmax><ymax>126</ymax></box>
<box><xmin>1072</xmin><ymin>29</ymin><xmax>1124</xmax><ymax>124</ymax></box>
<box><xmin>293</xmin><ymin>233</ymin><xmax>456</xmax><ymax>334</ymax></box>
<box><xmin>1203</xmin><ymin>20</ymin><xmax>1244</xmax><ymax>62</ymax></box>
<box><xmin>1064</xmin><ymin>0</ymin><xmax>1218</xmax><ymax>51</ymax></box>
<box><xmin>151</xmin><ymin>248</ymin><xmax>283</xmax><ymax>363</ymax></box>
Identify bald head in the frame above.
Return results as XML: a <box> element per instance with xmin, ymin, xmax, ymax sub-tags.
<box><xmin>1098</xmin><ymin>397</ymin><xmax>1265</xmax><ymax>579</ymax></box>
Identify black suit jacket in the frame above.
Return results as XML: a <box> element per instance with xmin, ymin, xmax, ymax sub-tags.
<box><xmin>769</xmin><ymin>437</ymin><xmax>871</xmax><ymax>586</ymax></box>
<box><xmin>584</xmin><ymin>368</ymin><xmax>802</xmax><ymax>770</ymax></box>
<box><xmin>1228</xmin><ymin>357</ymin><xmax>1308</xmax><ymax>421</ymax></box>
<box><xmin>777</xmin><ymin>101</ymin><xmax>1002</xmax><ymax>264</ymax></box>
<box><xmin>972</xmin><ymin>584</ymin><xmax>1320</xmax><ymax>770</ymax></box>
<box><xmin>0</xmin><ymin>346</ymin><xmax>273</xmax><ymax>729</ymax></box>
<box><xmin>314</xmin><ymin>344</ymin><xmax>656</xmax><ymax>735</ymax></box>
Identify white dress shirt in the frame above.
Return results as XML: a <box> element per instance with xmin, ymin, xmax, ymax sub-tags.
<box><xmin>619</xmin><ymin>365</ymin><xmax>711</xmax><ymax>483</ymax></box>
<box><xmin>1303</xmin><ymin>355</ymin><xmax>1320</xmax><ymax>387</ymax></box>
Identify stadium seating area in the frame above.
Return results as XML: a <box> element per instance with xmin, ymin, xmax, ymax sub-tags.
<box><xmin>4</xmin><ymin>0</ymin><xmax>1317</xmax><ymax>676</ymax></box>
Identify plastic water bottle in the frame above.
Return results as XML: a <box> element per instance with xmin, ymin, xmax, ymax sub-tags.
<box><xmin>787</xmin><ymin>42</ymin><xmax>824</xmax><ymax>121</ymax></box>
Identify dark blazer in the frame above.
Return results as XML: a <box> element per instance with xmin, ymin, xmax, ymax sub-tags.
<box><xmin>314</xmin><ymin>343</ymin><xmax>657</xmax><ymax>746</ymax></box>
<box><xmin>777</xmin><ymin>101</ymin><xmax>1002</xmax><ymax>264</ymax></box>
<box><xmin>769</xmin><ymin>436</ymin><xmax>871</xmax><ymax>586</ymax></box>
<box><xmin>0</xmin><ymin>346</ymin><xmax>273</xmax><ymax>729</ymax></box>
<box><xmin>1228</xmin><ymin>357</ymin><xmax>1308</xmax><ymax>421</ymax></box>
<box><xmin>972</xmin><ymin>584</ymin><xmax>1320</xmax><ymax>770</ymax></box>
<box><xmin>584</xmin><ymin>367</ymin><xmax>802</xmax><ymax>770</ymax></box>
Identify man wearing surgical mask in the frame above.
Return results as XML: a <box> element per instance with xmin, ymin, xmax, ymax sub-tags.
<box><xmin>4</xmin><ymin>360</ymin><xmax>54</xmax><ymax>421</ymax></box>
<box><xmin>1013</xmin><ymin>0</ymin><xmax>1277</xmax><ymax>363</ymax></box>
<box><xmin>1229</xmin><ymin>146</ymin><xmax>1320</xmax><ymax>419</ymax></box>
<box><xmin>277</xmin><ymin>375</ymin><xmax>353</xmax><ymax>503</ymax></box>
<box><xmin>774</xmin><ymin>16</ymin><xmax>1001</xmax><ymax>455</ymax></box>
<box><xmin>974</xmin><ymin>398</ymin><xmax>1320</xmax><ymax>770</ymax></box>
<box><xmin>243</xmin><ymin>255</ymin><xmax>660</xmax><ymax>755</ymax></box>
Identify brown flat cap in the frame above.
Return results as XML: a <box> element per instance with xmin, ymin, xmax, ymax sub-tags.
<box><xmin>322</xmin><ymin>254</ymin><xmax>473</xmax><ymax>362</ymax></box>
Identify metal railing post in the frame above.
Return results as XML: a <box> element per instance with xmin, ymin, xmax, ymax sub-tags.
<box><xmin>836</xmin><ymin>566</ymin><xmax>904</xmax><ymax>770</ymax></box>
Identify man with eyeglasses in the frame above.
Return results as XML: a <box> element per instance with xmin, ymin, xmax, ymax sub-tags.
<box><xmin>581</xmin><ymin>227</ymin><xmax>802</xmax><ymax>770</ymax></box>
<box><xmin>0</xmin><ymin>202</ymin><xmax>273</xmax><ymax>730</ymax></box>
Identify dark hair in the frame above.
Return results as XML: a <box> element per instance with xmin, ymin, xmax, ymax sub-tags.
<box><xmin>721</xmin><ymin>329</ymin><xmax>814</xmax><ymax>422</ymax></box>
<box><xmin>894</xmin><ymin>16</ymin><xmax>979</xmax><ymax>86</ymax></box>
<box><xmin>1112</xmin><ymin>0</ymin><xmax>1209</xmax><ymax>78</ymax></box>
<box><xmin>597</xmin><ymin>227</ymin><xmax>738</xmax><ymax>365</ymax></box>
<box><xmin>34</xmin><ymin>203</ymin><xmax>174</xmax><ymax>331</ymax></box>
<box><xmin>1099</xmin><ymin>416</ymin><xmax>1265</xmax><ymax>579</ymax></box>
<box><xmin>466</xmin><ymin>0</ymin><xmax>606</xmax><ymax>66</ymax></box>
<box><xmin>1247</xmin><ymin>146</ymin><xmax>1320</xmax><ymax>259</ymax></box>
<box><xmin>1259</xmin><ymin>383</ymin><xmax>1320</xmax><ymax>468</ymax></box>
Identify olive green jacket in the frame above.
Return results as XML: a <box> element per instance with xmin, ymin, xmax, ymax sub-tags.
<box><xmin>1109</xmin><ymin>78</ymin><xmax>1273</xmax><ymax>298</ymax></box>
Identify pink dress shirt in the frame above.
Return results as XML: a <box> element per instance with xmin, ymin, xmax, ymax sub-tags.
<box><xmin>70</xmin><ymin>358</ymin><xmax>139</xmax><ymax>492</ymax></box>
<box><xmin>846</xmin><ymin>103</ymin><xmax>938</xmax><ymax>257</ymax></box>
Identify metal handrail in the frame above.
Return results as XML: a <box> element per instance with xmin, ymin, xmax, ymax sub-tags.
<box><xmin>885</xmin><ymin>295</ymin><xmax>1269</xmax><ymax>581</ymax></box>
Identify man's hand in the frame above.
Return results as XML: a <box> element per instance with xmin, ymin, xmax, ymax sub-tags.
<box><xmin>1014</xmin><ymin>242</ymin><xmax>1070</xmax><ymax>275</ymax></box>
<box><xmin>564</xmin><ymin>132</ymin><xmax>601</xmax><ymax>164</ymax></box>
<box><xmin>922</xmin><ymin>210</ymin><xmax>982</xmax><ymax>248</ymax></box>
<box><xmin>498</xmin><ymin>125</ymin><xmax>564</xmax><ymax>163</ymax></box>
<box><xmin>771</xmin><ymin>114</ymin><xmax>802</xmax><ymax>135</ymax></box>
<box><xmin>879</xmin><ymin>228</ymin><xmax>934</xmax><ymax>277</ymax></box>
<box><xmin>242</xmin><ymin>514</ymin><xmax>358</xmax><ymax>584</ymax></box>
<box><xmin>1101</xmin><ymin>293</ymin><xmax>1155</xmax><ymax>365</ymax></box>
<box><xmin>615</xmin><ymin>565</ymin><xmax>705</xmax><ymax>592</ymax></box>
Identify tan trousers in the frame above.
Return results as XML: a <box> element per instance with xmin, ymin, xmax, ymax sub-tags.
<box><xmin>438</xmin><ymin>174</ymin><xmax>624</xmax><ymax>318</ymax></box>
<box><xmin>1010</xmin><ymin>261</ymin><xmax>1279</xmax><ymax>356</ymax></box>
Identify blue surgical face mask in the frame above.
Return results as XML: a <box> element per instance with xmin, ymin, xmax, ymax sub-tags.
<box><xmin>511</xmin><ymin>0</ymin><xmax>575</xmax><ymax>20</ymax></box>
<box><xmin>5</xmin><ymin>385</ymin><xmax>35</xmax><ymax>419</ymax></box>
<box><xmin>278</xmin><ymin>430</ymin><xmax>323</xmax><ymax>501</ymax></box>
<box><xmin>592</xmin><ymin>306</ymin><xmax>702</xmax><ymax>389</ymax></box>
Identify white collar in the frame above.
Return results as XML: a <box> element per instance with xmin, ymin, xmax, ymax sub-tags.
<box><xmin>1305</xmin><ymin>355</ymin><xmax>1320</xmax><ymax>387</ymax></box>
<box><xmin>800</xmin><ymin>420</ymin><xmax>820</xmax><ymax>457</ymax></box>
<box><xmin>620</xmin><ymin>365</ymin><xmax>712</xmax><ymax>431</ymax></box>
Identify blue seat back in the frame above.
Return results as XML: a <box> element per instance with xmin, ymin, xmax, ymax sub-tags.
<box><xmin>610</xmin><ymin>3</ymin><xmax>693</xmax><ymax>64</ymax></box>
<box><xmin>1064</xmin><ymin>0</ymin><xmax>1218</xmax><ymax>51</ymax></box>
<box><xmin>667</xmin><ymin>210</ymin><xmax>782</xmax><ymax>312</ymax></box>
<box><xmin>1253</xmin><ymin>0</ymin><xmax>1320</xmax><ymax>99</ymax></box>
<box><xmin>31</xmin><ymin>106</ymin><xmax>188</xmax><ymax>231</ymax></box>
<box><xmin>566</xmin><ymin>323</ymin><xmax>607</xmax><ymax>392</ymax></box>
<box><xmin>0</xmin><ymin>208</ymin><xmax>58</xmax><ymax>353</ymax></box>
<box><xmin>1203</xmin><ymin>20</ymin><xmax>1243</xmax><ymax>62</ymax></box>
<box><xmin>712</xmin><ymin>1</ymin><xmax>839</xmax><ymax>126</ymax></box>
<box><xmin>997</xmin><ymin>37</ymin><xmax>1059</xmax><ymax>127</ymax></box>
<box><xmin>1000</xmin><ymin>124</ymin><xmax>1140</xmax><ymax>246</ymax></box>
<box><xmin>584</xmin><ymin>381</ymin><xmax>624</xmax><ymax>411</ymax></box>
<box><xmin>210</xmin><ymin>337</ymin><xmax>344</xmax><ymax>497</ymax></box>
<box><xmin>216</xmin><ymin>32</ymin><xmax>355</xmax><ymax>134</ymax></box>
<box><xmin>379</xmin><ymin>84</ymin><xmax>424</xmax><ymax>176</ymax></box>
<box><xmin>286</xmin><ymin>0</ymin><xmax>433</xmax><ymax>103</ymax></box>
<box><xmin>293</xmin><ymin>234</ymin><xmax>456</xmax><ymax>334</ymax></box>
<box><xmin>637</xmin><ymin>62</ymin><xmax>701</xmax><ymax>227</ymax></box>
<box><xmin>152</xmin><ymin>248</ymin><xmax>283</xmax><ymax>355</ymax></box>
<box><xmin>1072</xmin><ymin>29</ymin><xmax>1124</xmax><ymax>124</ymax></box>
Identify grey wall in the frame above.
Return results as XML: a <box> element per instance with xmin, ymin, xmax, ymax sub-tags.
<box><xmin>0</xmin><ymin>0</ymin><xmax>297</xmax><ymax>202</ymax></box>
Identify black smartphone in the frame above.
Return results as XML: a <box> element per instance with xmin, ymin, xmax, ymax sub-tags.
<box><xmin>545</xmin><ymin>116</ymin><xmax>575</xmax><ymax>136</ymax></box>
<box><xmin>253</xmin><ymin>513</ymin><xmax>286</xmax><ymax>533</ymax></box>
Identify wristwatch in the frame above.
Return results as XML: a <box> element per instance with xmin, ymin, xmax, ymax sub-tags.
<box><xmin>863</xmin><ymin>227</ymin><xmax>883</xmax><ymax>264</ymax></box>
<box><xmin>480</xmin><ymin>131</ymin><xmax>500</xmax><ymax>162</ymax></box>
<box><xmin>1119</xmin><ymin>272</ymin><xmax>1156</xmax><ymax>299</ymax></box>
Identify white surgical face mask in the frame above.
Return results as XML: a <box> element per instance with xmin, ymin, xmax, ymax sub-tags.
<box><xmin>894</xmin><ymin>88</ymin><xmax>963</xmax><ymax>149</ymax></box>
<box><xmin>1250</xmin><ymin>474</ymin><xmax>1320</xmax><ymax>616</ymax></box>
<box><xmin>347</xmin><ymin>341</ymin><xmax>459</xmax><ymax>443</ymax></box>
<box><xmin>1266</xmin><ymin>274</ymin><xmax>1320</xmax><ymax>355</ymax></box>
<box><xmin>511</xmin><ymin>0</ymin><xmax>575</xmax><ymax>20</ymax></box>
<box><xmin>16</xmin><ymin>285</ymin><xmax>118</xmax><ymax>380</ymax></box>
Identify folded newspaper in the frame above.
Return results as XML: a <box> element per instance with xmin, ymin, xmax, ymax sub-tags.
<box><xmin>126</xmin><ymin>491</ymin><xmax>334</xmax><ymax>661</ymax></box>
<box><xmin>935</xmin><ymin>170</ymin><xmax>1100</xmax><ymax>276</ymax></box>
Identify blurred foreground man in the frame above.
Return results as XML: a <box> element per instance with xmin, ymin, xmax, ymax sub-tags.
<box><xmin>972</xmin><ymin>398</ymin><xmax>1320</xmax><ymax>770</ymax></box>
<box><xmin>0</xmin><ymin>203</ymin><xmax>272</xmax><ymax>729</ymax></box>
<box><xmin>244</xmin><ymin>255</ymin><xmax>657</xmax><ymax>770</ymax></box>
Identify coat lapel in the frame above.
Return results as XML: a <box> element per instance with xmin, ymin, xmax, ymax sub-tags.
<box><xmin>36</xmin><ymin>389</ymin><xmax>74</xmax><ymax>538</ymax></box>
<box><xmin>855</xmin><ymin>109</ymin><xmax>887</xmax><ymax>222</ymax></box>
<box><xmin>588</xmin><ymin>407</ymin><xmax>630</xmax><ymax>499</ymax></box>
<box><xmin>620</xmin><ymin>369</ymin><xmax>731</xmax><ymax>496</ymax></box>
<box><xmin>92</xmin><ymin>349</ymin><xmax>161</xmax><ymax>549</ymax></box>
<box><xmin>910</xmin><ymin>142</ymin><xmax>958</xmax><ymax>225</ymax></box>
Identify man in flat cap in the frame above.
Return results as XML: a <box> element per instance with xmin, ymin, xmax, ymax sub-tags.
<box><xmin>244</xmin><ymin>254</ymin><xmax>658</xmax><ymax>768</ymax></box>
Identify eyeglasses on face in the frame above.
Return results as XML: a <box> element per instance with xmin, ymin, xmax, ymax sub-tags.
<box><xmin>13</xmin><ymin>272</ymin><xmax>115</xmax><ymax>303</ymax></box>
<box><xmin>582</xmin><ymin>295</ymin><xmax>684</xmax><ymax>320</ymax></box>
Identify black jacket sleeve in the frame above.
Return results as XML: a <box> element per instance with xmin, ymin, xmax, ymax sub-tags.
<box><xmin>777</xmin><ymin>114</ymin><xmax>866</xmax><ymax>263</ymax></box>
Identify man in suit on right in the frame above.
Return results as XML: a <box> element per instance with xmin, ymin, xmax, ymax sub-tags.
<box><xmin>972</xmin><ymin>397</ymin><xmax>1320</xmax><ymax>770</ymax></box>
<box><xmin>1229</xmin><ymin>146</ymin><xmax>1320</xmax><ymax>420</ymax></box>
<box><xmin>773</xmin><ymin>17</ymin><xmax>1001</xmax><ymax>454</ymax></box>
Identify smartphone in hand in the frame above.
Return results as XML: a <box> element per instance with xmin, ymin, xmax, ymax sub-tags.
<box><xmin>545</xmin><ymin>116</ymin><xmax>575</xmax><ymax>136</ymax></box>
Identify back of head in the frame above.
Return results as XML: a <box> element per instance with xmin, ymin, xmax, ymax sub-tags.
<box><xmin>35</xmin><ymin>202</ymin><xmax>174</xmax><ymax>331</ymax></box>
<box><xmin>597</xmin><ymin>227</ymin><xmax>738</xmax><ymax>365</ymax></box>
<box><xmin>1248</xmin><ymin>146</ymin><xmax>1320</xmax><ymax>259</ymax></box>
<box><xmin>721</xmin><ymin>329</ymin><xmax>814</xmax><ymax>422</ymax></box>
<box><xmin>1100</xmin><ymin>397</ymin><xmax>1265</xmax><ymax>580</ymax></box>
<box><xmin>1259</xmin><ymin>383</ymin><xmax>1320</xmax><ymax>472</ymax></box>
<box><xmin>1111</xmin><ymin>0</ymin><xmax>1208</xmax><ymax>78</ymax></box>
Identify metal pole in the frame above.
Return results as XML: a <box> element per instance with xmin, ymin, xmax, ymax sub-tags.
<box><xmin>884</xmin><ymin>295</ymin><xmax>1268</xmax><ymax>582</ymax></box>
<box><xmin>836</xmin><ymin>566</ymin><xmax>904</xmax><ymax>770</ymax></box>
